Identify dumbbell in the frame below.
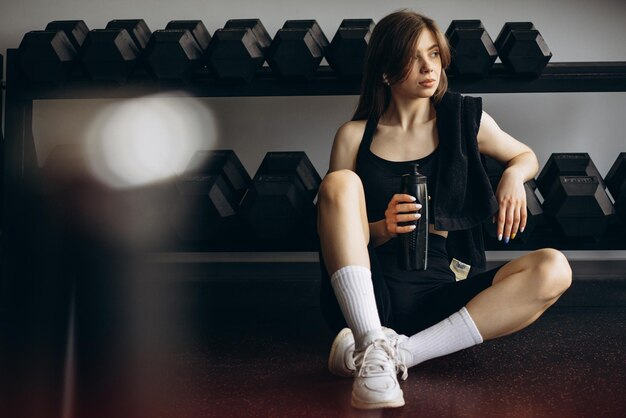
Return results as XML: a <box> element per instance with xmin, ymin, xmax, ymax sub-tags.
<box><xmin>17</xmin><ymin>20</ymin><xmax>89</xmax><ymax>83</ymax></box>
<box><xmin>494</xmin><ymin>22</ymin><xmax>552</xmax><ymax>77</ymax></box>
<box><xmin>172</xmin><ymin>150</ymin><xmax>251</xmax><ymax>244</ymax></box>
<box><xmin>481</xmin><ymin>156</ymin><xmax>543</xmax><ymax>242</ymax></box>
<box><xmin>537</xmin><ymin>153</ymin><xmax>615</xmax><ymax>240</ymax></box>
<box><xmin>165</xmin><ymin>20</ymin><xmax>212</xmax><ymax>49</ymax></box>
<box><xmin>103</xmin><ymin>19</ymin><xmax>152</xmax><ymax>71</ymax></box>
<box><xmin>536</xmin><ymin>153</ymin><xmax>606</xmax><ymax>197</ymax></box>
<box><xmin>105</xmin><ymin>19</ymin><xmax>152</xmax><ymax>50</ymax></box>
<box><xmin>145</xmin><ymin>20</ymin><xmax>211</xmax><ymax>82</ymax></box>
<box><xmin>606</xmin><ymin>152</ymin><xmax>626</xmax><ymax>223</ymax></box>
<box><xmin>239</xmin><ymin>152</ymin><xmax>321</xmax><ymax>244</ymax></box>
<box><xmin>326</xmin><ymin>19</ymin><xmax>375</xmax><ymax>78</ymax></box>
<box><xmin>81</xmin><ymin>19</ymin><xmax>152</xmax><ymax>83</ymax></box>
<box><xmin>267</xmin><ymin>20</ymin><xmax>329</xmax><ymax>80</ymax></box>
<box><xmin>445</xmin><ymin>20</ymin><xmax>497</xmax><ymax>77</ymax></box>
<box><xmin>45</xmin><ymin>20</ymin><xmax>89</xmax><ymax>51</ymax></box>
<box><xmin>206</xmin><ymin>18</ymin><xmax>271</xmax><ymax>83</ymax></box>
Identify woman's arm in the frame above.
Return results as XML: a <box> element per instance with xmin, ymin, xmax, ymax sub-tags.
<box><xmin>477</xmin><ymin>111</ymin><xmax>540</xmax><ymax>242</ymax></box>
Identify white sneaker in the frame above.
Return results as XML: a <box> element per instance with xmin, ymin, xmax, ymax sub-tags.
<box><xmin>328</xmin><ymin>327</ymin><xmax>409</xmax><ymax>380</ymax></box>
<box><xmin>328</xmin><ymin>328</ymin><xmax>356</xmax><ymax>378</ymax></box>
<box><xmin>351</xmin><ymin>335</ymin><xmax>405</xmax><ymax>409</ymax></box>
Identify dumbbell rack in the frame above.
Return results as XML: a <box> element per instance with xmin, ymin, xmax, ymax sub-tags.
<box><xmin>2</xmin><ymin>48</ymin><xmax>626</xmax><ymax>255</ymax></box>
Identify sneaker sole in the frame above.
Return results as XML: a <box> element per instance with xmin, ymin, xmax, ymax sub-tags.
<box><xmin>328</xmin><ymin>328</ymin><xmax>354</xmax><ymax>378</ymax></box>
<box><xmin>351</xmin><ymin>393</ymin><xmax>405</xmax><ymax>410</ymax></box>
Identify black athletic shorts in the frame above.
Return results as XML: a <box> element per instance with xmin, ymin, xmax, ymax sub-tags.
<box><xmin>319</xmin><ymin>233</ymin><xmax>504</xmax><ymax>336</ymax></box>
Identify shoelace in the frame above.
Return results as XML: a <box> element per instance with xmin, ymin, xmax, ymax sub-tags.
<box><xmin>347</xmin><ymin>334</ymin><xmax>409</xmax><ymax>380</ymax></box>
<box><xmin>388</xmin><ymin>337</ymin><xmax>409</xmax><ymax>381</ymax></box>
<box><xmin>354</xmin><ymin>340</ymin><xmax>399</xmax><ymax>378</ymax></box>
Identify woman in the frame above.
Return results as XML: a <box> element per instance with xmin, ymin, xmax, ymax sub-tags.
<box><xmin>317</xmin><ymin>10</ymin><xmax>572</xmax><ymax>410</ymax></box>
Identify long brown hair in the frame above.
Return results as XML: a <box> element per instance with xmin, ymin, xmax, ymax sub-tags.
<box><xmin>352</xmin><ymin>10</ymin><xmax>451</xmax><ymax>121</ymax></box>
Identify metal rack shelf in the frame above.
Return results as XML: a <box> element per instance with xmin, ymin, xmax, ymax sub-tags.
<box><xmin>5</xmin><ymin>47</ymin><xmax>626</xmax><ymax>99</ymax></box>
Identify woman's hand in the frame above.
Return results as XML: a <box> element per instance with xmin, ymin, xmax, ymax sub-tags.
<box><xmin>494</xmin><ymin>168</ymin><xmax>527</xmax><ymax>243</ymax></box>
<box><xmin>384</xmin><ymin>194</ymin><xmax>422</xmax><ymax>238</ymax></box>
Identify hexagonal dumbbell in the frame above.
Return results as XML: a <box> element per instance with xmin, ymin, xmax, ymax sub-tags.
<box><xmin>542</xmin><ymin>176</ymin><xmax>615</xmax><ymax>241</ymax></box>
<box><xmin>45</xmin><ymin>20</ymin><xmax>89</xmax><ymax>51</ymax></box>
<box><xmin>239</xmin><ymin>152</ymin><xmax>321</xmax><ymax>244</ymax></box>
<box><xmin>494</xmin><ymin>22</ymin><xmax>552</xmax><ymax>77</ymax></box>
<box><xmin>537</xmin><ymin>153</ymin><xmax>614</xmax><ymax>240</ymax></box>
<box><xmin>326</xmin><ymin>19</ymin><xmax>375</xmax><ymax>78</ymax></box>
<box><xmin>145</xmin><ymin>20</ymin><xmax>211</xmax><ymax>82</ymax></box>
<box><xmin>606</xmin><ymin>152</ymin><xmax>626</xmax><ymax>223</ymax></box>
<box><xmin>172</xmin><ymin>150</ymin><xmax>251</xmax><ymax>244</ymax></box>
<box><xmin>240</xmin><ymin>175</ymin><xmax>312</xmax><ymax>245</ymax></box>
<box><xmin>206</xmin><ymin>18</ymin><xmax>271</xmax><ymax>83</ymax></box>
<box><xmin>481</xmin><ymin>157</ymin><xmax>543</xmax><ymax>242</ymax></box>
<box><xmin>267</xmin><ymin>20</ymin><xmax>328</xmax><ymax>80</ymax></box>
<box><xmin>224</xmin><ymin>19</ymin><xmax>272</xmax><ymax>50</ymax></box>
<box><xmin>81</xmin><ymin>28</ymin><xmax>141</xmax><ymax>83</ymax></box>
<box><xmin>105</xmin><ymin>19</ymin><xmax>152</xmax><ymax>50</ymax></box>
<box><xmin>283</xmin><ymin>20</ymin><xmax>329</xmax><ymax>52</ymax></box>
<box><xmin>145</xmin><ymin>30</ymin><xmax>202</xmax><ymax>82</ymax></box>
<box><xmin>18</xmin><ymin>31</ymin><xmax>77</xmax><ymax>83</ymax></box>
<box><xmin>445</xmin><ymin>20</ymin><xmax>497</xmax><ymax>77</ymax></box>
<box><xmin>105</xmin><ymin>19</ymin><xmax>152</xmax><ymax>73</ymax></box>
<box><xmin>255</xmin><ymin>151</ymin><xmax>321</xmax><ymax>197</ymax></box>
<box><xmin>165</xmin><ymin>20</ymin><xmax>212</xmax><ymax>50</ymax></box>
<box><xmin>536</xmin><ymin>153</ymin><xmax>606</xmax><ymax>199</ymax></box>
<box><xmin>17</xmin><ymin>20</ymin><xmax>88</xmax><ymax>83</ymax></box>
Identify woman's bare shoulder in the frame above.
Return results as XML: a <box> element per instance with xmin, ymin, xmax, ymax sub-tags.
<box><xmin>329</xmin><ymin>120</ymin><xmax>368</xmax><ymax>172</ymax></box>
<box><xmin>334</xmin><ymin>119</ymin><xmax>368</xmax><ymax>145</ymax></box>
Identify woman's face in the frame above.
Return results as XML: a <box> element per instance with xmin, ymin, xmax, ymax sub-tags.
<box><xmin>391</xmin><ymin>29</ymin><xmax>442</xmax><ymax>99</ymax></box>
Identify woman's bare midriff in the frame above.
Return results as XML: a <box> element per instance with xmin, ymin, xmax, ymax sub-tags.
<box><xmin>429</xmin><ymin>223</ymin><xmax>449</xmax><ymax>238</ymax></box>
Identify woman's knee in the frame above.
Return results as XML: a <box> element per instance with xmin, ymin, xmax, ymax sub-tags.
<box><xmin>318</xmin><ymin>169</ymin><xmax>363</xmax><ymax>205</ymax></box>
<box><xmin>530</xmin><ymin>248</ymin><xmax>572</xmax><ymax>302</ymax></box>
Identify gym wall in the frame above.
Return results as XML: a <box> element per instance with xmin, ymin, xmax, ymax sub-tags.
<box><xmin>1</xmin><ymin>0</ymin><xmax>625</xmax><ymax>260</ymax></box>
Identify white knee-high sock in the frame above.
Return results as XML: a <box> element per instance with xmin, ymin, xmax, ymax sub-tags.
<box><xmin>398</xmin><ymin>307</ymin><xmax>483</xmax><ymax>368</ymax></box>
<box><xmin>330</xmin><ymin>265</ymin><xmax>386</xmax><ymax>349</ymax></box>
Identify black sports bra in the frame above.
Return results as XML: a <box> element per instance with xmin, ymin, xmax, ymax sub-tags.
<box><xmin>355</xmin><ymin>117</ymin><xmax>439</xmax><ymax>252</ymax></box>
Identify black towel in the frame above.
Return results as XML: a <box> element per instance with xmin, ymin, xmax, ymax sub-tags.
<box><xmin>433</xmin><ymin>91</ymin><xmax>499</xmax><ymax>274</ymax></box>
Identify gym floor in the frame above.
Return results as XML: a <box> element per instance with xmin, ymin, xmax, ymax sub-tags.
<box><xmin>2</xmin><ymin>259</ymin><xmax>626</xmax><ymax>418</ymax></box>
<box><xmin>165</xmin><ymin>305</ymin><xmax>626</xmax><ymax>418</ymax></box>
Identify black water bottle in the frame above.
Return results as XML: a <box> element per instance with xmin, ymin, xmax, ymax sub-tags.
<box><xmin>398</xmin><ymin>163</ymin><xmax>428</xmax><ymax>270</ymax></box>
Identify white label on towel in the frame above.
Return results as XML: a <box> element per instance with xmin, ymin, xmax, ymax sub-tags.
<box><xmin>450</xmin><ymin>258</ymin><xmax>471</xmax><ymax>281</ymax></box>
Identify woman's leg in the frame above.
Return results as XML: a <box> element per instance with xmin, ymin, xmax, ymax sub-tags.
<box><xmin>318</xmin><ymin>170</ymin><xmax>383</xmax><ymax>348</ymax></box>
<box><xmin>318</xmin><ymin>170</ymin><xmax>404</xmax><ymax>409</ymax></box>
<box><xmin>466</xmin><ymin>248</ymin><xmax>572</xmax><ymax>340</ymax></box>
<box><xmin>396</xmin><ymin>248</ymin><xmax>571</xmax><ymax>368</ymax></box>
<box><xmin>317</xmin><ymin>169</ymin><xmax>371</xmax><ymax>274</ymax></box>
<box><xmin>330</xmin><ymin>248</ymin><xmax>572</xmax><ymax>374</ymax></box>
